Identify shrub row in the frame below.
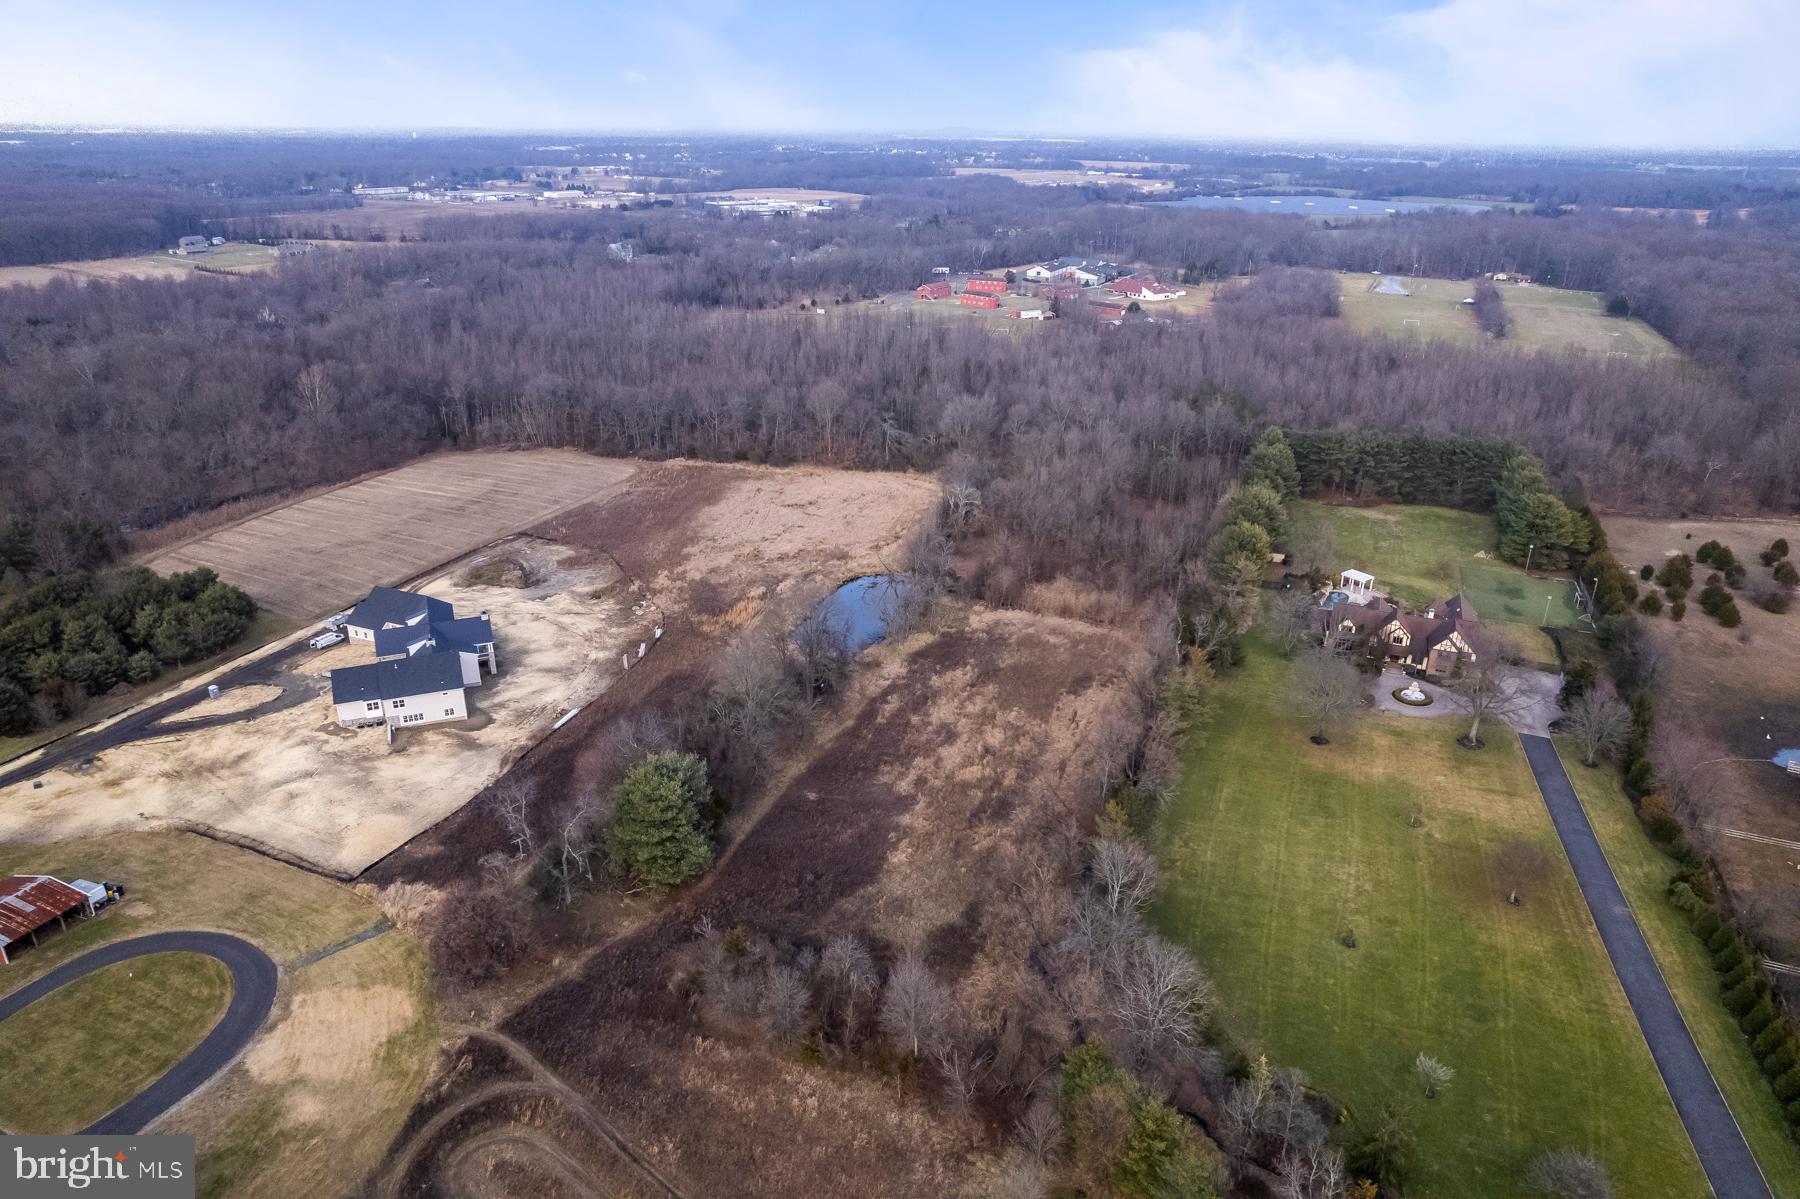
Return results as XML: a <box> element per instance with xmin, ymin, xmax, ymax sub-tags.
<box><xmin>1668</xmin><ymin>880</ymin><xmax>1800</xmax><ymax>1142</ymax></box>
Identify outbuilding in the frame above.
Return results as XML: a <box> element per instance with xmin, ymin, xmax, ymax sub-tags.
<box><xmin>959</xmin><ymin>293</ymin><xmax>1000</xmax><ymax>309</ymax></box>
<box><xmin>915</xmin><ymin>281</ymin><xmax>953</xmax><ymax>300</ymax></box>
<box><xmin>0</xmin><ymin>875</ymin><xmax>90</xmax><ymax>965</ymax></box>
<box><xmin>963</xmin><ymin>277</ymin><xmax>1007</xmax><ymax>296</ymax></box>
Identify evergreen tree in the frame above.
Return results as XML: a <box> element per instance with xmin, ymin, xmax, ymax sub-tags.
<box><xmin>606</xmin><ymin>751</ymin><xmax>715</xmax><ymax>891</ymax></box>
<box><xmin>1243</xmin><ymin>428</ymin><xmax>1300</xmax><ymax>499</ymax></box>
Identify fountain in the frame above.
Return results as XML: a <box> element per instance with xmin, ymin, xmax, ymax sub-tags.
<box><xmin>1393</xmin><ymin>678</ymin><xmax>1434</xmax><ymax>707</ymax></box>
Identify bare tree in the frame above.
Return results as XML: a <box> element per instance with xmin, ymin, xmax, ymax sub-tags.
<box><xmin>1494</xmin><ymin>838</ymin><xmax>1554</xmax><ymax>906</ymax></box>
<box><xmin>757</xmin><ymin>961</ymin><xmax>811</xmax><ymax>1045</ymax></box>
<box><xmin>488</xmin><ymin>778</ymin><xmax>537</xmax><ymax>860</ymax></box>
<box><xmin>1112</xmin><ymin>935</ymin><xmax>1213</xmax><ymax>1069</ymax></box>
<box><xmin>1563</xmin><ymin>689</ymin><xmax>1629</xmax><ymax>767</ymax></box>
<box><xmin>539</xmin><ymin>806</ymin><xmax>595</xmax><ymax>908</ymax></box>
<box><xmin>1270</xmin><ymin>588</ymin><xmax>1319</xmax><ymax>657</ymax></box>
<box><xmin>940</xmin><ymin>481</ymin><xmax>983</xmax><ymax>537</ymax></box>
<box><xmin>1525</xmin><ymin>1149</ymin><xmax>1614</xmax><ymax>1199</ymax></box>
<box><xmin>1014</xmin><ymin>1094</ymin><xmax>1063</xmax><ymax>1166</ymax></box>
<box><xmin>818</xmin><ymin>931</ymin><xmax>879</xmax><ymax>1044</ymax></box>
<box><xmin>1414</xmin><ymin>1053</ymin><xmax>1454</xmax><ymax>1099</ymax></box>
<box><xmin>932</xmin><ymin>1029</ymin><xmax>988</xmax><ymax>1114</ymax></box>
<box><xmin>293</xmin><ymin>362</ymin><xmax>338</xmax><ymax>425</ymax></box>
<box><xmin>1090</xmin><ymin>839</ymin><xmax>1160</xmax><ymax>919</ymax></box>
<box><xmin>1293</xmin><ymin>646</ymin><xmax>1362</xmax><ymax>744</ymax></box>
<box><xmin>881</xmin><ymin>950</ymin><xmax>950</xmax><ymax>1058</ymax></box>
<box><xmin>1648</xmin><ymin>725</ymin><xmax>1723</xmax><ymax>822</ymax></box>
<box><xmin>1451</xmin><ymin>631</ymin><xmax>1534</xmax><ymax>747</ymax></box>
<box><xmin>791</xmin><ymin>601</ymin><xmax>852</xmax><ymax>698</ymax></box>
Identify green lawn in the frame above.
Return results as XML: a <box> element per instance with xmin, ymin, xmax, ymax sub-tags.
<box><xmin>1332</xmin><ymin>270</ymin><xmax>1678</xmax><ymax>360</ymax></box>
<box><xmin>1297</xmin><ymin>500</ymin><xmax>1571</xmax><ymax>663</ymax></box>
<box><xmin>1153</xmin><ymin>638</ymin><xmax>1709</xmax><ymax>1198</ymax></box>
<box><xmin>0</xmin><ymin>951</ymin><xmax>232</xmax><ymax>1134</ymax></box>
<box><xmin>1556</xmin><ymin>739</ymin><xmax>1800</xmax><ymax>1192</ymax></box>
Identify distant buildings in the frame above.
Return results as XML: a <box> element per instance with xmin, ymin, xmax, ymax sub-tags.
<box><xmin>1107</xmin><ymin>275</ymin><xmax>1187</xmax><ymax>302</ymax></box>
<box><xmin>963</xmin><ymin>277</ymin><xmax>1007</xmax><ymax>296</ymax></box>
<box><xmin>351</xmin><ymin>185</ymin><xmax>409</xmax><ymax>197</ymax></box>
<box><xmin>915</xmin><ymin>281</ymin><xmax>953</xmax><ymax>300</ymax></box>
<box><xmin>1023</xmin><ymin>257</ymin><xmax>1126</xmax><ymax>285</ymax></box>
<box><xmin>174</xmin><ymin>235</ymin><xmax>210</xmax><ymax>255</ymax></box>
<box><xmin>959</xmin><ymin>293</ymin><xmax>1000</xmax><ymax>309</ymax></box>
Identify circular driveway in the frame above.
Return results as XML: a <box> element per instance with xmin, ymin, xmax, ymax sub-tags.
<box><xmin>0</xmin><ymin>931</ymin><xmax>277</xmax><ymax>1134</ymax></box>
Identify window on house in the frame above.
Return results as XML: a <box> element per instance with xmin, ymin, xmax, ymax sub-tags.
<box><xmin>393</xmin><ymin>699</ymin><xmax>406</xmax><ymax>709</ymax></box>
<box><xmin>445</xmin><ymin>708</ymin><xmax>456</xmax><ymax>716</ymax></box>
<box><xmin>365</xmin><ymin>701</ymin><xmax>379</xmax><ymax>711</ymax></box>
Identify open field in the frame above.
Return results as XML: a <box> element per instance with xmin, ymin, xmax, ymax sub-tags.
<box><xmin>5</xmin><ymin>536</ymin><xmax>650</xmax><ymax>874</ymax></box>
<box><xmin>267</xmin><ymin>200</ymin><xmax>554</xmax><ymax>239</ymax></box>
<box><xmin>1501</xmin><ymin>283</ymin><xmax>1679</xmax><ymax>359</ymax></box>
<box><xmin>143</xmin><ymin>449</ymin><xmax>638</xmax><ymax>620</ymax></box>
<box><xmin>0</xmin><ymin>830</ymin><xmax>434</xmax><ymax>1196</ymax></box>
<box><xmin>1297</xmin><ymin>500</ymin><xmax>1573</xmax><ymax>661</ymax></box>
<box><xmin>0</xmin><ymin>242</ymin><xmax>279</xmax><ymax>289</ymax></box>
<box><xmin>951</xmin><ymin>166</ymin><xmax>1174</xmax><ymax>191</ymax></box>
<box><xmin>1558</xmin><ymin>738</ymin><xmax>1800</xmax><ymax>1192</ymax></box>
<box><xmin>1334</xmin><ymin>271</ymin><xmax>1678</xmax><ymax>357</ymax></box>
<box><xmin>380</xmin><ymin>601</ymin><xmax>1144</xmax><ymax>1197</ymax></box>
<box><xmin>1597</xmin><ymin>513</ymin><xmax>1800</xmax><ymax>958</ymax></box>
<box><xmin>1154</xmin><ymin>638</ymin><xmax>1708</xmax><ymax>1197</ymax></box>
<box><xmin>691</xmin><ymin>186</ymin><xmax>866</xmax><ymax>205</ymax></box>
<box><xmin>0</xmin><ymin>951</ymin><xmax>232</xmax><ymax>1134</ymax></box>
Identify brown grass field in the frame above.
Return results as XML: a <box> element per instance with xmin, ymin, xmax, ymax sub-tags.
<box><xmin>1600</xmin><ymin>513</ymin><xmax>1800</xmax><ymax>958</ymax></box>
<box><xmin>142</xmin><ymin>449</ymin><xmax>638</xmax><ymax>620</ymax></box>
<box><xmin>376</xmin><ymin>601</ymin><xmax>1145</xmax><ymax>1197</ymax></box>
<box><xmin>0</xmin><ymin>243</ymin><xmax>279</xmax><ymax>289</ymax></box>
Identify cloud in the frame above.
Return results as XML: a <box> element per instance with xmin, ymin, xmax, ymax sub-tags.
<box><xmin>0</xmin><ymin>2</ymin><xmax>820</xmax><ymax>132</ymax></box>
<box><xmin>1040</xmin><ymin>0</ymin><xmax>1800</xmax><ymax>146</ymax></box>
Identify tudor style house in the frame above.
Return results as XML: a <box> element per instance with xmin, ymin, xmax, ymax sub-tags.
<box><xmin>330</xmin><ymin>585</ymin><xmax>498</xmax><ymax>730</ymax></box>
<box><xmin>1315</xmin><ymin>570</ymin><xmax>1480</xmax><ymax>679</ymax></box>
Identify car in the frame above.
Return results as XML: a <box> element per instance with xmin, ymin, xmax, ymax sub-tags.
<box><xmin>308</xmin><ymin>629</ymin><xmax>346</xmax><ymax>650</ymax></box>
<box><xmin>322</xmin><ymin>610</ymin><xmax>353</xmax><ymax>629</ymax></box>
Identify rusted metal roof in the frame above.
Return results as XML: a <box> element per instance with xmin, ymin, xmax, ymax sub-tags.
<box><xmin>0</xmin><ymin>875</ymin><xmax>86</xmax><ymax>946</ymax></box>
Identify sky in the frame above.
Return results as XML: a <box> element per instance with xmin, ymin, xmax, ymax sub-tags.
<box><xmin>2</xmin><ymin>0</ymin><xmax>1796</xmax><ymax>147</ymax></box>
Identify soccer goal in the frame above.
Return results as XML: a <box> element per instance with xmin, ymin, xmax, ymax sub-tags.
<box><xmin>1402</xmin><ymin>318</ymin><xmax>1422</xmax><ymax>326</ymax></box>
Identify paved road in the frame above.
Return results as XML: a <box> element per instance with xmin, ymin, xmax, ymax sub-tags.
<box><xmin>0</xmin><ymin>639</ymin><xmax>313</xmax><ymax>791</ymax></box>
<box><xmin>0</xmin><ymin>931</ymin><xmax>277</xmax><ymax>1134</ymax></box>
<box><xmin>1520</xmin><ymin>734</ymin><xmax>1771</xmax><ymax>1199</ymax></box>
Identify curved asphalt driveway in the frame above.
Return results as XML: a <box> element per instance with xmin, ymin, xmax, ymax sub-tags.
<box><xmin>0</xmin><ymin>931</ymin><xmax>277</xmax><ymax>1134</ymax></box>
<box><xmin>1520</xmin><ymin>734</ymin><xmax>1771</xmax><ymax>1199</ymax></box>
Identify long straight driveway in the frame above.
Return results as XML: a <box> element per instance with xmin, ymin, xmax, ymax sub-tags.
<box><xmin>1520</xmin><ymin>733</ymin><xmax>1770</xmax><ymax>1199</ymax></box>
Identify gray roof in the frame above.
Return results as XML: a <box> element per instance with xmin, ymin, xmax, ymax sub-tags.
<box><xmin>347</xmin><ymin>586</ymin><xmax>453</xmax><ymax>632</ymax></box>
<box><xmin>372</xmin><ymin>615</ymin><xmax>493</xmax><ymax>659</ymax></box>
<box><xmin>330</xmin><ymin>653</ymin><xmax>466</xmax><ymax>704</ymax></box>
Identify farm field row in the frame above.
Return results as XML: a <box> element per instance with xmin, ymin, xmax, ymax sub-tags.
<box><xmin>0</xmin><ymin>243</ymin><xmax>280</xmax><ymax>289</ymax></box>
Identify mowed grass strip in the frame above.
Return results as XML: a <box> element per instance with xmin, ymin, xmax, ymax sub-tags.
<box><xmin>1154</xmin><ymin>639</ymin><xmax>1707</xmax><ymax>1198</ymax></box>
<box><xmin>1556</xmin><ymin>738</ymin><xmax>1800</xmax><ymax>1192</ymax></box>
<box><xmin>0</xmin><ymin>952</ymin><xmax>232</xmax><ymax>1134</ymax></box>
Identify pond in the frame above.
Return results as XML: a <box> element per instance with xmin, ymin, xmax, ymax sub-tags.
<box><xmin>808</xmin><ymin>575</ymin><xmax>913</xmax><ymax>653</ymax></box>
<box><xmin>1157</xmin><ymin>194</ymin><xmax>1491</xmax><ymax>216</ymax></box>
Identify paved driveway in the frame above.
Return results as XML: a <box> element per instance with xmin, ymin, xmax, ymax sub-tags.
<box><xmin>0</xmin><ymin>931</ymin><xmax>277</xmax><ymax>1134</ymax></box>
<box><xmin>1520</xmin><ymin>735</ymin><xmax>1771</xmax><ymax>1198</ymax></box>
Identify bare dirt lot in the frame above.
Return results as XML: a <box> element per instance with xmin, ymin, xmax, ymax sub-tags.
<box><xmin>1602</xmin><ymin>513</ymin><xmax>1800</xmax><ymax>956</ymax></box>
<box><xmin>143</xmin><ymin>450</ymin><xmax>637</xmax><ymax>620</ymax></box>
<box><xmin>2</xmin><ymin>537</ymin><xmax>651</xmax><ymax>875</ymax></box>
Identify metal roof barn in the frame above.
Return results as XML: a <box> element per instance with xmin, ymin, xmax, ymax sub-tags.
<box><xmin>0</xmin><ymin>875</ymin><xmax>89</xmax><ymax>964</ymax></box>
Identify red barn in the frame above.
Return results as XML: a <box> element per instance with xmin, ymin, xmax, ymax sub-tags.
<box><xmin>1039</xmin><ymin>281</ymin><xmax>1083</xmax><ymax>303</ymax></box>
<box><xmin>0</xmin><ymin>875</ymin><xmax>88</xmax><ymax>965</ymax></box>
<box><xmin>915</xmin><ymin>281</ymin><xmax>953</xmax><ymax>300</ymax></box>
<box><xmin>964</xmin><ymin>277</ymin><xmax>1007</xmax><ymax>296</ymax></box>
<box><xmin>959</xmin><ymin>293</ymin><xmax>1000</xmax><ymax>309</ymax></box>
<box><xmin>1089</xmin><ymin>301</ymin><xmax>1127</xmax><ymax>319</ymax></box>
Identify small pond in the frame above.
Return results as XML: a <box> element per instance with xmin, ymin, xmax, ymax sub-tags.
<box><xmin>809</xmin><ymin>575</ymin><xmax>914</xmax><ymax>653</ymax></box>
